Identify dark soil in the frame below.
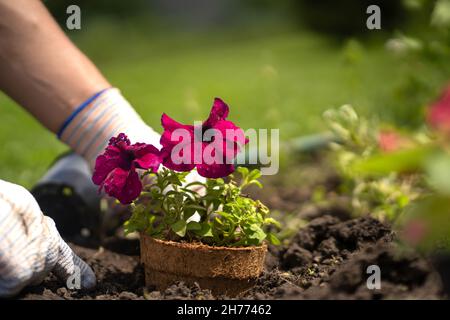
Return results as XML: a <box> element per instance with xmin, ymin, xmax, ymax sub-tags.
<box><xmin>248</xmin><ymin>216</ymin><xmax>443</xmax><ymax>300</ymax></box>
<box><xmin>17</xmin><ymin>162</ymin><xmax>446</xmax><ymax>300</ymax></box>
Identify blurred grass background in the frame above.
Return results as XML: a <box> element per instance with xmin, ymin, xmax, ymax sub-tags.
<box><xmin>0</xmin><ymin>0</ymin><xmax>444</xmax><ymax>187</ymax></box>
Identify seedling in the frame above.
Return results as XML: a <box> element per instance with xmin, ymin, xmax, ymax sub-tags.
<box><xmin>126</xmin><ymin>166</ymin><xmax>280</xmax><ymax>246</ymax></box>
<box><xmin>92</xmin><ymin>97</ymin><xmax>280</xmax><ymax>247</ymax></box>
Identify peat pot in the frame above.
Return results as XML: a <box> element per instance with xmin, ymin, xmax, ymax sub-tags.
<box><xmin>140</xmin><ymin>234</ymin><xmax>267</xmax><ymax>296</ymax></box>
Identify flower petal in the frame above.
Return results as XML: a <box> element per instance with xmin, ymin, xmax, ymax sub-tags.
<box><xmin>130</xmin><ymin>143</ymin><xmax>162</xmax><ymax>172</ymax></box>
<box><xmin>204</xmin><ymin>121</ymin><xmax>248</xmax><ymax>163</ymax></box>
<box><xmin>196</xmin><ymin>163</ymin><xmax>235</xmax><ymax>178</ymax></box>
<box><xmin>103</xmin><ymin>168</ymin><xmax>142</xmax><ymax>204</ymax></box>
<box><xmin>204</xmin><ymin>98</ymin><xmax>229</xmax><ymax>127</ymax></box>
<box><xmin>92</xmin><ymin>150</ymin><xmax>129</xmax><ymax>185</ymax></box>
<box><xmin>159</xmin><ymin>99</ymin><xmax>245</xmax><ymax>178</ymax></box>
<box><xmin>108</xmin><ymin>132</ymin><xmax>131</xmax><ymax>149</ymax></box>
<box><xmin>161</xmin><ymin>146</ymin><xmax>196</xmax><ymax>172</ymax></box>
<box><xmin>161</xmin><ymin>113</ymin><xmax>192</xmax><ymax>131</ymax></box>
<box><xmin>214</xmin><ymin>120</ymin><xmax>248</xmax><ymax>150</ymax></box>
<box><xmin>160</xmin><ymin>116</ymin><xmax>197</xmax><ymax>172</ymax></box>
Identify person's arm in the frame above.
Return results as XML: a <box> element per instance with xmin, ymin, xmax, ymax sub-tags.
<box><xmin>0</xmin><ymin>0</ymin><xmax>160</xmax><ymax>296</ymax></box>
<box><xmin>0</xmin><ymin>0</ymin><xmax>109</xmax><ymax>132</ymax></box>
<box><xmin>0</xmin><ymin>0</ymin><xmax>161</xmax><ymax>168</ymax></box>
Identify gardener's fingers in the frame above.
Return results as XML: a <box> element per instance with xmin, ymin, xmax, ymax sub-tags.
<box><xmin>49</xmin><ymin>221</ymin><xmax>96</xmax><ymax>291</ymax></box>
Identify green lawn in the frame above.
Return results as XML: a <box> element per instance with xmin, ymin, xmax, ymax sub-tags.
<box><xmin>0</xmin><ymin>19</ymin><xmax>402</xmax><ymax>188</ymax></box>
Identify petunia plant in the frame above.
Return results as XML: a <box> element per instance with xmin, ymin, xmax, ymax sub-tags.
<box><xmin>92</xmin><ymin>98</ymin><xmax>280</xmax><ymax>246</ymax></box>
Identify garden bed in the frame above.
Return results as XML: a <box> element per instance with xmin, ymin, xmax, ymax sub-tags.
<box><xmin>18</xmin><ymin>162</ymin><xmax>445</xmax><ymax>300</ymax></box>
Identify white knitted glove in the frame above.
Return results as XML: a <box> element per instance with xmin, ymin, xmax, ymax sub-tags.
<box><xmin>0</xmin><ymin>179</ymin><xmax>96</xmax><ymax>297</ymax></box>
<box><xmin>58</xmin><ymin>88</ymin><xmax>162</xmax><ymax>169</ymax></box>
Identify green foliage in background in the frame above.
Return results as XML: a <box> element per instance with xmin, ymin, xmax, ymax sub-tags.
<box><xmin>359</xmin><ymin>145</ymin><xmax>450</xmax><ymax>252</ymax></box>
<box><xmin>384</xmin><ymin>0</ymin><xmax>450</xmax><ymax>127</ymax></box>
<box><xmin>323</xmin><ymin>105</ymin><xmax>423</xmax><ymax>222</ymax></box>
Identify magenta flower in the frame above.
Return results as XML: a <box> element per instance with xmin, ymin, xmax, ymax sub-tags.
<box><xmin>92</xmin><ymin>133</ymin><xmax>161</xmax><ymax>204</ymax></box>
<box><xmin>160</xmin><ymin>98</ymin><xmax>248</xmax><ymax>178</ymax></box>
<box><xmin>427</xmin><ymin>85</ymin><xmax>450</xmax><ymax>134</ymax></box>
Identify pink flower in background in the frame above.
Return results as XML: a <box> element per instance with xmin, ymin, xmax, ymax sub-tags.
<box><xmin>427</xmin><ymin>85</ymin><xmax>450</xmax><ymax>134</ymax></box>
<box><xmin>92</xmin><ymin>133</ymin><xmax>161</xmax><ymax>204</ymax></box>
<box><xmin>378</xmin><ymin>130</ymin><xmax>406</xmax><ymax>153</ymax></box>
<box><xmin>402</xmin><ymin>219</ymin><xmax>428</xmax><ymax>247</ymax></box>
<box><xmin>160</xmin><ymin>98</ymin><xmax>248</xmax><ymax>178</ymax></box>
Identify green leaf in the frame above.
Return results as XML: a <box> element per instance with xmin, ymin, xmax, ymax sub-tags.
<box><xmin>248</xmin><ymin>180</ymin><xmax>263</xmax><ymax>189</ymax></box>
<box><xmin>247</xmin><ymin>225</ymin><xmax>266</xmax><ymax>242</ymax></box>
<box><xmin>194</xmin><ymin>223</ymin><xmax>213</xmax><ymax>237</ymax></box>
<box><xmin>352</xmin><ymin>146</ymin><xmax>436</xmax><ymax>176</ymax></box>
<box><xmin>171</xmin><ymin>220</ymin><xmax>187</xmax><ymax>237</ymax></box>
<box><xmin>266</xmin><ymin>233</ymin><xmax>281</xmax><ymax>245</ymax></box>
<box><xmin>183</xmin><ymin>181</ymin><xmax>206</xmax><ymax>189</ymax></box>
<box><xmin>123</xmin><ymin>208</ymin><xmax>149</xmax><ymax>235</ymax></box>
<box><xmin>184</xmin><ymin>204</ymin><xmax>207</xmax><ymax>212</ymax></box>
<box><xmin>187</xmin><ymin>221</ymin><xmax>202</xmax><ymax>231</ymax></box>
<box><xmin>248</xmin><ymin>169</ymin><xmax>262</xmax><ymax>181</ymax></box>
<box><xmin>217</xmin><ymin>211</ymin><xmax>233</xmax><ymax>221</ymax></box>
<box><xmin>237</xmin><ymin>166</ymin><xmax>249</xmax><ymax>177</ymax></box>
<box><xmin>425</xmin><ymin>152</ymin><xmax>450</xmax><ymax>195</ymax></box>
<box><xmin>264</xmin><ymin>217</ymin><xmax>281</xmax><ymax>228</ymax></box>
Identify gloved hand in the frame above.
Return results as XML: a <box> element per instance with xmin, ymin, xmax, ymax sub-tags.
<box><xmin>58</xmin><ymin>88</ymin><xmax>162</xmax><ymax>169</ymax></box>
<box><xmin>0</xmin><ymin>179</ymin><xmax>96</xmax><ymax>297</ymax></box>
